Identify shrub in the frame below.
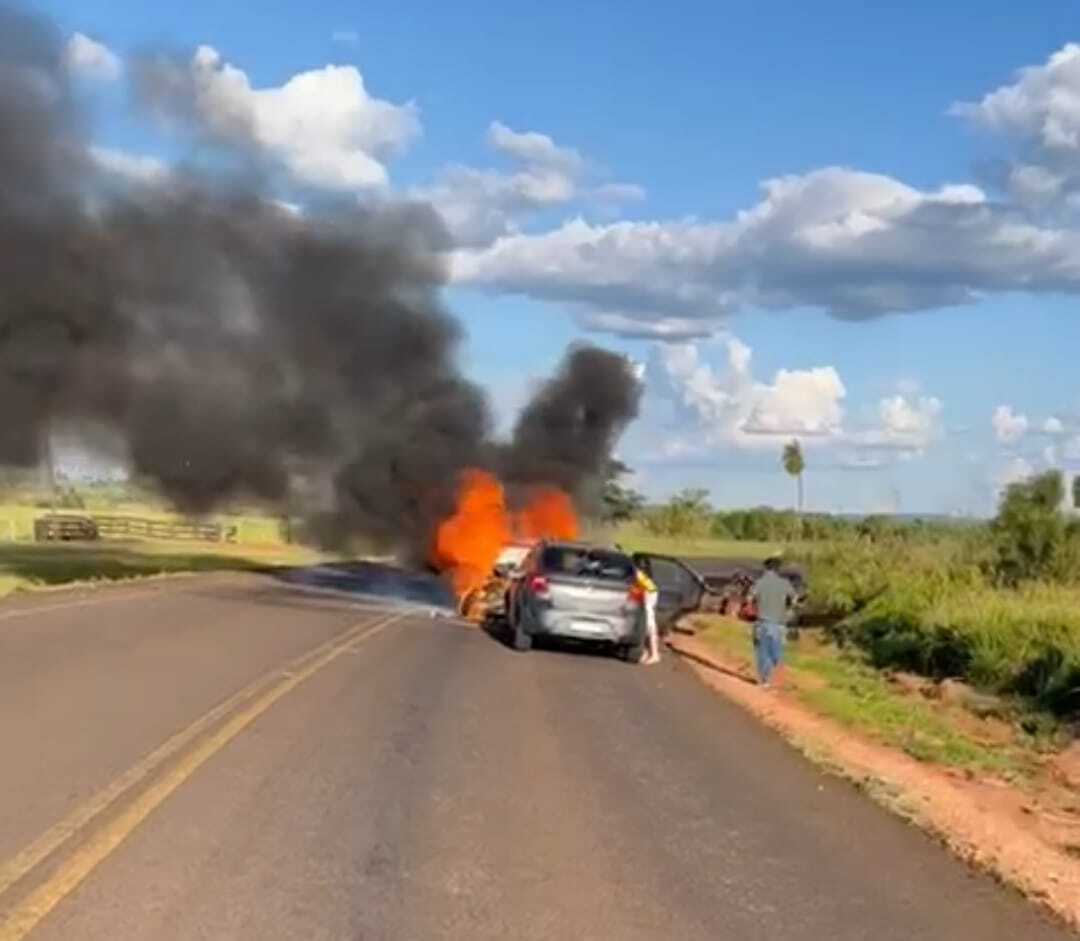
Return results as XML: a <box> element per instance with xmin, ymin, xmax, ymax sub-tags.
<box><xmin>840</xmin><ymin>580</ymin><xmax>1080</xmax><ymax>715</ymax></box>
<box><xmin>991</xmin><ymin>470</ymin><xmax>1068</xmax><ymax>585</ymax></box>
<box><xmin>642</xmin><ymin>488</ymin><xmax>712</xmax><ymax>538</ymax></box>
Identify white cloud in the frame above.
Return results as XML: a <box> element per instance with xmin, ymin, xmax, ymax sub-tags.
<box><xmin>65</xmin><ymin>33</ymin><xmax>121</xmax><ymax>81</ymax></box>
<box><xmin>743</xmin><ymin>367</ymin><xmax>846</xmax><ymax>437</ymax></box>
<box><xmin>953</xmin><ymin>44</ymin><xmax>1080</xmax><ymax>154</ymax></box>
<box><xmin>953</xmin><ymin>45</ymin><xmax>1080</xmax><ymax>215</ymax></box>
<box><xmin>419</xmin><ymin>160</ymin><xmax>576</xmax><ymax>246</ymax></box>
<box><xmin>653</xmin><ymin>338</ymin><xmax>846</xmax><ymax>451</ymax></box>
<box><xmin>445</xmin><ymin>49</ymin><xmax>1080</xmax><ymax>338</ymax></box>
<box><xmin>647</xmin><ymin>338</ymin><xmax>946</xmax><ymax>468</ymax></box>
<box><xmin>487</xmin><ymin>121</ymin><xmax>583</xmax><ymax>173</ymax></box>
<box><xmin>1044</xmin><ymin>415</ymin><xmax>1065</xmax><ymax>434</ymax></box>
<box><xmin>1007</xmin><ymin>163</ymin><xmax>1065</xmax><ymax>207</ymax></box>
<box><xmin>90</xmin><ymin>146</ymin><xmax>168</xmax><ymax>183</ymax></box>
<box><xmin>418</xmin><ymin>122</ymin><xmax>645</xmax><ymax>247</ymax></box>
<box><xmin>576</xmin><ymin>311</ymin><xmax>717</xmax><ymax>340</ymax></box>
<box><xmin>592</xmin><ymin>182</ymin><xmax>647</xmax><ymax>204</ymax></box>
<box><xmin>992</xmin><ymin>404</ymin><xmax>1029</xmax><ymax>443</ymax></box>
<box><xmin>451</xmin><ymin>165</ymin><xmax>1080</xmax><ymax>338</ymax></box>
<box><xmin>652</xmin><ymin>339</ymin><xmax>846</xmax><ymax>449</ymax></box>
<box><xmin>850</xmin><ymin>394</ymin><xmax>944</xmax><ymax>453</ymax></box>
<box><xmin>417</xmin><ymin>122</ymin><xmax>589</xmax><ymax>246</ymax></box>
<box><xmin>143</xmin><ymin>46</ymin><xmax>419</xmax><ymax>190</ymax></box>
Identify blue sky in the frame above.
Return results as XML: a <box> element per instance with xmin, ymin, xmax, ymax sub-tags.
<box><xmin>43</xmin><ymin>0</ymin><xmax>1080</xmax><ymax>514</ymax></box>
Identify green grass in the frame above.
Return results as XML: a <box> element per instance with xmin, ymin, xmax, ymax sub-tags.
<box><xmin>0</xmin><ymin>540</ymin><xmax>327</xmax><ymax>599</ymax></box>
<box><xmin>0</xmin><ymin>505</ymin><xmax>41</xmax><ymax>542</ymax></box>
<box><xmin>696</xmin><ymin>617</ymin><xmax>1030</xmax><ymax>777</ymax></box>
<box><xmin>0</xmin><ymin>496</ymin><xmax>345</xmax><ymax>597</ymax></box>
<box><xmin>0</xmin><ymin>502</ymin><xmax>290</xmax><ymax>546</ymax></box>
<box><xmin>845</xmin><ymin>580</ymin><xmax>1080</xmax><ymax>714</ymax></box>
<box><xmin>612</xmin><ymin>521</ymin><xmax>782</xmax><ymax>560</ymax></box>
<box><xmin>769</xmin><ymin>535</ymin><xmax>1080</xmax><ymax>716</ymax></box>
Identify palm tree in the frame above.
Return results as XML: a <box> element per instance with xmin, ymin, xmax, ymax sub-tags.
<box><xmin>782</xmin><ymin>440</ymin><xmax>805</xmax><ymax>513</ymax></box>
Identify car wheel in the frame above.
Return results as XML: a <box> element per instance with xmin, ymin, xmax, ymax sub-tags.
<box><xmin>621</xmin><ymin>640</ymin><xmax>645</xmax><ymax>663</ymax></box>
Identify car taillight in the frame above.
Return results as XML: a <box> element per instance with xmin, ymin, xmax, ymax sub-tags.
<box><xmin>529</xmin><ymin>575</ymin><xmax>550</xmax><ymax>597</ymax></box>
<box><xmin>628</xmin><ymin>584</ymin><xmax>645</xmax><ymax>605</ymax></box>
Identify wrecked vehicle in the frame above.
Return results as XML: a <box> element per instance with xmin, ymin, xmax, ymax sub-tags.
<box><xmin>457</xmin><ymin>539</ymin><xmax>536</xmax><ymax>622</ymax></box>
<box><xmin>504</xmin><ymin>541</ymin><xmax>648</xmax><ymax>658</ymax></box>
<box><xmin>461</xmin><ymin>543</ymin><xmax>807</xmax><ymax>636</ymax></box>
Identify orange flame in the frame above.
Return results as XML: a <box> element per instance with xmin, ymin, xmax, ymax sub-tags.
<box><xmin>517</xmin><ymin>487</ymin><xmax>579</xmax><ymax>542</ymax></box>
<box><xmin>430</xmin><ymin>469</ymin><xmax>511</xmax><ymax>598</ymax></box>
<box><xmin>431</xmin><ymin>469</ymin><xmax>580</xmax><ymax>600</ymax></box>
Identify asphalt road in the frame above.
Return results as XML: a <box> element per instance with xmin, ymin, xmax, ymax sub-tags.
<box><xmin>0</xmin><ymin>570</ymin><xmax>1072</xmax><ymax>940</ymax></box>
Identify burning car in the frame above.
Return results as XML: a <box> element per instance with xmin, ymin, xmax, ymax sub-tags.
<box><xmin>504</xmin><ymin>541</ymin><xmax>647</xmax><ymax>657</ymax></box>
<box><xmin>457</xmin><ymin>539</ymin><xmax>537</xmax><ymax>622</ymax></box>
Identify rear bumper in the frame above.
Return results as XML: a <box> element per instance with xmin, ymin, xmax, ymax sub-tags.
<box><xmin>531</xmin><ymin>608</ymin><xmax>641</xmax><ymax>644</ymax></box>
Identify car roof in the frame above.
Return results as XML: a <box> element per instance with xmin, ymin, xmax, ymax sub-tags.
<box><xmin>540</xmin><ymin>540</ymin><xmax>629</xmax><ymax>555</ymax></box>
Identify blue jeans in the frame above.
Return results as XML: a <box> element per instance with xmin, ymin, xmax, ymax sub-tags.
<box><xmin>753</xmin><ymin>620</ymin><xmax>785</xmax><ymax>684</ymax></box>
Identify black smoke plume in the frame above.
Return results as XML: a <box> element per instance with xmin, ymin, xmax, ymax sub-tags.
<box><xmin>500</xmin><ymin>346</ymin><xmax>640</xmax><ymax>511</ymax></box>
<box><xmin>0</xmin><ymin>5</ymin><xmax>640</xmax><ymax>553</ymax></box>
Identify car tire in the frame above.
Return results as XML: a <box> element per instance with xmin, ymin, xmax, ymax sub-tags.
<box><xmin>621</xmin><ymin>641</ymin><xmax>645</xmax><ymax>663</ymax></box>
<box><xmin>512</xmin><ymin>622</ymin><xmax>532</xmax><ymax>652</ymax></box>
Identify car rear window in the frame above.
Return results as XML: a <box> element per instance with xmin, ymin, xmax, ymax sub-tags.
<box><xmin>540</xmin><ymin>546</ymin><xmax>634</xmax><ymax>581</ymax></box>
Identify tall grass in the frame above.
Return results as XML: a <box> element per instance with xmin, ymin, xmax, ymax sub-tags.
<box><xmin>796</xmin><ymin>534</ymin><xmax>1080</xmax><ymax>715</ymax></box>
<box><xmin>845</xmin><ymin>583</ymin><xmax>1080</xmax><ymax>713</ymax></box>
<box><xmin>614</xmin><ymin>521</ymin><xmax>781</xmax><ymax>560</ymax></box>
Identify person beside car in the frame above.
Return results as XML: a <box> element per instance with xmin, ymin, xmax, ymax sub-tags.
<box><xmin>633</xmin><ymin>565</ymin><xmax>660</xmax><ymax>665</ymax></box>
<box><xmin>748</xmin><ymin>557</ymin><xmax>796</xmax><ymax>688</ymax></box>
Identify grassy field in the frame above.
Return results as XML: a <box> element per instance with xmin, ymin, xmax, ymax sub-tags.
<box><xmin>612</xmin><ymin>522</ymin><xmax>781</xmax><ymax>559</ymax></box>
<box><xmin>617</xmin><ymin>522</ymin><xmax>1080</xmax><ymax>718</ymax></box>
<box><xmin>691</xmin><ymin>615</ymin><xmax>1052</xmax><ymax>777</ymax></box>
<box><xmin>794</xmin><ymin>538</ymin><xmax>1080</xmax><ymax>715</ymax></box>
<box><xmin>0</xmin><ymin>502</ymin><xmax>287</xmax><ymax>545</ymax></box>
<box><xmin>0</xmin><ymin>540</ymin><xmax>326</xmax><ymax>599</ymax></box>
<box><xmin>0</xmin><ymin>498</ymin><xmax>325</xmax><ymax>598</ymax></box>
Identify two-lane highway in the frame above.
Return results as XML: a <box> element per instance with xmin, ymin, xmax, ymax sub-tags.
<box><xmin>0</xmin><ymin>572</ymin><xmax>1072</xmax><ymax>939</ymax></box>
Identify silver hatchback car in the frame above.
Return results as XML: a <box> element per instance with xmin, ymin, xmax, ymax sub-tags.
<box><xmin>505</xmin><ymin>541</ymin><xmax>646</xmax><ymax>660</ymax></box>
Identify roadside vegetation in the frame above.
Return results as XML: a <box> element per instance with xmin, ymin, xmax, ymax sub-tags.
<box><xmin>691</xmin><ymin>617</ymin><xmax>1043</xmax><ymax>777</ymax></box>
<box><xmin>6</xmin><ymin>459</ymin><xmax>1080</xmax><ymax>726</ymax></box>
<box><xmin>0</xmin><ymin>474</ymin><xmax>321</xmax><ymax>598</ymax></box>
<box><xmin>614</xmin><ymin>468</ymin><xmax>1080</xmax><ymax>722</ymax></box>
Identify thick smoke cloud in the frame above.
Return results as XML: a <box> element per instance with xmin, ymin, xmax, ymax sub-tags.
<box><xmin>501</xmin><ymin>346</ymin><xmax>640</xmax><ymax>507</ymax></box>
<box><xmin>0</xmin><ymin>5</ymin><xmax>640</xmax><ymax>553</ymax></box>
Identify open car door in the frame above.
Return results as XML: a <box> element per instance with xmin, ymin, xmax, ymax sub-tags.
<box><xmin>631</xmin><ymin>553</ymin><xmax>707</xmax><ymax>633</ymax></box>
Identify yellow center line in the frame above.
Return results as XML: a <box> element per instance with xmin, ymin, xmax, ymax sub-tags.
<box><xmin>0</xmin><ymin>614</ymin><xmax>383</xmax><ymax>898</ymax></box>
<box><xmin>0</xmin><ymin>610</ymin><xmax>405</xmax><ymax>941</ymax></box>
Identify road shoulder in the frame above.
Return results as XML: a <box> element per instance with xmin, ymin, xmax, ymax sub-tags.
<box><xmin>668</xmin><ymin>620</ymin><xmax>1080</xmax><ymax>932</ymax></box>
